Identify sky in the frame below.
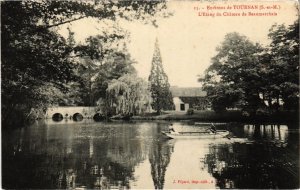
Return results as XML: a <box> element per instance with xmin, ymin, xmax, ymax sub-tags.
<box><xmin>60</xmin><ymin>0</ymin><xmax>298</xmax><ymax>87</ymax></box>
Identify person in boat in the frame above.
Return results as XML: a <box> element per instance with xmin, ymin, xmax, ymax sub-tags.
<box><xmin>210</xmin><ymin>123</ymin><xmax>217</xmax><ymax>133</ymax></box>
<box><xmin>168</xmin><ymin>124</ymin><xmax>179</xmax><ymax>134</ymax></box>
<box><xmin>169</xmin><ymin>124</ymin><xmax>175</xmax><ymax>132</ymax></box>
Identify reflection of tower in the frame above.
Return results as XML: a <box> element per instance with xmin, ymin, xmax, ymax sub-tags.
<box><xmin>149</xmin><ymin>139</ymin><xmax>173</xmax><ymax>189</ymax></box>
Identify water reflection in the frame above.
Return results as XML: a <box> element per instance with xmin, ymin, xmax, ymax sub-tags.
<box><xmin>204</xmin><ymin>142</ymin><xmax>299</xmax><ymax>189</ymax></box>
<box><xmin>244</xmin><ymin>124</ymin><xmax>289</xmax><ymax>143</ymax></box>
<box><xmin>2</xmin><ymin>121</ymin><xmax>299</xmax><ymax>189</ymax></box>
<box><xmin>2</xmin><ymin>121</ymin><xmax>150</xmax><ymax>189</ymax></box>
<box><xmin>203</xmin><ymin>124</ymin><xmax>298</xmax><ymax>189</ymax></box>
<box><xmin>149</xmin><ymin>133</ymin><xmax>173</xmax><ymax>189</ymax></box>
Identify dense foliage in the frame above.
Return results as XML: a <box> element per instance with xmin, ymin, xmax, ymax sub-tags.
<box><xmin>148</xmin><ymin>39</ymin><xmax>174</xmax><ymax>114</ymax></box>
<box><xmin>1</xmin><ymin>0</ymin><xmax>168</xmax><ymax>127</ymax></box>
<box><xmin>263</xmin><ymin>21</ymin><xmax>299</xmax><ymax>110</ymax></box>
<box><xmin>59</xmin><ymin>33</ymin><xmax>136</xmax><ymax>107</ymax></box>
<box><xmin>200</xmin><ymin>20</ymin><xmax>299</xmax><ymax>115</ymax></box>
<box><xmin>107</xmin><ymin>73</ymin><xmax>151</xmax><ymax>116</ymax></box>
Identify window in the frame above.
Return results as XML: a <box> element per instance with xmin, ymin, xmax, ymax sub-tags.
<box><xmin>180</xmin><ymin>104</ymin><xmax>185</xmax><ymax>111</ymax></box>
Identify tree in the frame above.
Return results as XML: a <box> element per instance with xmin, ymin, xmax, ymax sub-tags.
<box><xmin>2</xmin><ymin>2</ymin><xmax>75</xmax><ymax>126</ymax></box>
<box><xmin>200</xmin><ymin>20</ymin><xmax>299</xmax><ymax>114</ymax></box>
<box><xmin>1</xmin><ymin>1</ymin><xmax>168</xmax><ymax>127</ymax></box>
<box><xmin>92</xmin><ymin>49</ymin><xmax>136</xmax><ymax>105</ymax></box>
<box><xmin>148</xmin><ymin>39</ymin><xmax>174</xmax><ymax>114</ymax></box>
<box><xmin>107</xmin><ymin>73</ymin><xmax>152</xmax><ymax>116</ymax></box>
<box><xmin>61</xmin><ymin>33</ymin><xmax>138</xmax><ymax>108</ymax></box>
<box><xmin>59</xmin><ymin>31</ymin><xmax>130</xmax><ymax>106</ymax></box>
<box><xmin>200</xmin><ymin>33</ymin><xmax>264</xmax><ymax>113</ymax></box>
<box><xmin>261</xmin><ymin>21</ymin><xmax>299</xmax><ymax>110</ymax></box>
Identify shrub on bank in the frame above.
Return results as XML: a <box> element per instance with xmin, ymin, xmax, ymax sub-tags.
<box><xmin>186</xmin><ymin>108</ymin><xmax>194</xmax><ymax>115</ymax></box>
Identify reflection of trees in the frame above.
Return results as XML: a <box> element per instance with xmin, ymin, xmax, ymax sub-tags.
<box><xmin>106</xmin><ymin>125</ymin><xmax>148</xmax><ymax>169</ymax></box>
<box><xmin>2</xmin><ymin>122</ymin><xmax>149</xmax><ymax>189</ymax></box>
<box><xmin>149</xmin><ymin>140</ymin><xmax>173</xmax><ymax>189</ymax></box>
<box><xmin>244</xmin><ymin>124</ymin><xmax>289</xmax><ymax>144</ymax></box>
<box><xmin>66</xmin><ymin>124</ymin><xmax>148</xmax><ymax>189</ymax></box>
<box><xmin>204</xmin><ymin>141</ymin><xmax>299</xmax><ymax>189</ymax></box>
<box><xmin>149</xmin><ymin>123</ymin><xmax>173</xmax><ymax>189</ymax></box>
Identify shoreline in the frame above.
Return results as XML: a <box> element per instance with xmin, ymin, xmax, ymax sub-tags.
<box><xmin>131</xmin><ymin>110</ymin><xmax>299</xmax><ymax>123</ymax></box>
<box><xmin>3</xmin><ymin>110</ymin><xmax>299</xmax><ymax>130</ymax></box>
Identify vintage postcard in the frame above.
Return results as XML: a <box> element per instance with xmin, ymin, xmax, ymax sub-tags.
<box><xmin>1</xmin><ymin>0</ymin><xmax>299</xmax><ymax>189</ymax></box>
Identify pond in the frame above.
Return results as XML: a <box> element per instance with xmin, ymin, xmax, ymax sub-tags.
<box><xmin>2</xmin><ymin>120</ymin><xmax>299</xmax><ymax>189</ymax></box>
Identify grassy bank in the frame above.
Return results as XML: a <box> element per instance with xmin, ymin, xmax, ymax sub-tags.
<box><xmin>132</xmin><ymin>110</ymin><xmax>299</xmax><ymax>123</ymax></box>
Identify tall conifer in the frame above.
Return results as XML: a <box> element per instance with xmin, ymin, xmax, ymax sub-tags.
<box><xmin>148</xmin><ymin>39</ymin><xmax>174</xmax><ymax>114</ymax></box>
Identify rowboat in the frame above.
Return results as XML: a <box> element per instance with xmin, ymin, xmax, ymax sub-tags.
<box><xmin>194</xmin><ymin>122</ymin><xmax>227</xmax><ymax>125</ymax></box>
<box><xmin>161</xmin><ymin>130</ymin><xmax>230</xmax><ymax>139</ymax></box>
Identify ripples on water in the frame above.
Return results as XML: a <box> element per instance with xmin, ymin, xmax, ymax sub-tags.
<box><xmin>2</xmin><ymin>120</ymin><xmax>299</xmax><ymax>189</ymax></box>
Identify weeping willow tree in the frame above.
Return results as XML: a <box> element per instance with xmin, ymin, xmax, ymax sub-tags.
<box><xmin>107</xmin><ymin>73</ymin><xmax>152</xmax><ymax>116</ymax></box>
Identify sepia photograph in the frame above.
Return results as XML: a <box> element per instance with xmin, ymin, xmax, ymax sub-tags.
<box><xmin>1</xmin><ymin>0</ymin><xmax>299</xmax><ymax>189</ymax></box>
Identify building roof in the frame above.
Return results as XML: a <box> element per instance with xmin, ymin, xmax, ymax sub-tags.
<box><xmin>170</xmin><ymin>86</ymin><xmax>207</xmax><ymax>97</ymax></box>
